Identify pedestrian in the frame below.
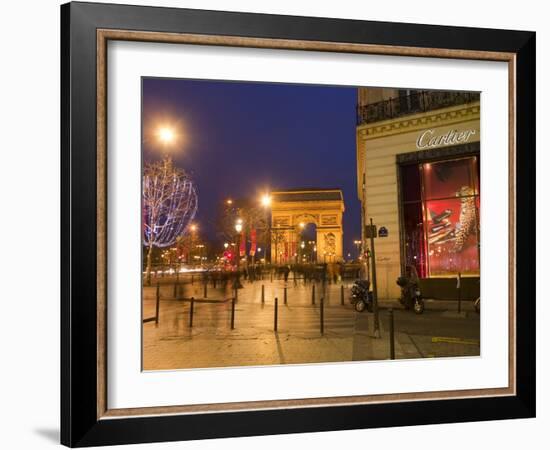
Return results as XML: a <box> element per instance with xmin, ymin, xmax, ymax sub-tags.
<box><xmin>283</xmin><ymin>264</ymin><xmax>290</xmax><ymax>282</ymax></box>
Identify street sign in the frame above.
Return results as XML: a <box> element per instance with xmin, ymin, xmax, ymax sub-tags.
<box><xmin>365</xmin><ymin>224</ymin><xmax>377</xmax><ymax>238</ymax></box>
<box><xmin>378</xmin><ymin>226</ymin><xmax>388</xmax><ymax>237</ymax></box>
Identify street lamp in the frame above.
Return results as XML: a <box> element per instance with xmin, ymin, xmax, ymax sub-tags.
<box><xmin>189</xmin><ymin>224</ymin><xmax>198</xmax><ymax>266</ymax></box>
<box><xmin>158</xmin><ymin>127</ymin><xmax>175</xmax><ymax>144</ymax></box>
<box><xmin>196</xmin><ymin>244</ymin><xmax>205</xmax><ymax>267</ymax></box>
<box><xmin>235</xmin><ymin>219</ymin><xmax>243</xmax><ymax>233</ymax></box>
<box><xmin>155</xmin><ymin>125</ymin><xmax>182</xmax><ymax>157</ymax></box>
<box><xmin>261</xmin><ymin>194</ymin><xmax>271</xmax><ymax>207</ymax></box>
<box><xmin>260</xmin><ymin>193</ymin><xmax>271</xmax><ymax>264</ymax></box>
<box><xmin>235</xmin><ymin>219</ymin><xmax>243</xmax><ymax>266</ymax></box>
<box><xmin>234</xmin><ymin>219</ymin><xmax>244</xmax><ymax>288</ymax></box>
<box><xmin>354</xmin><ymin>239</ymin><xmax>362</xmax><ymax>260</ymax></box>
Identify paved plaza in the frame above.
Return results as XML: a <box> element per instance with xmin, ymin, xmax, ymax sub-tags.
<box><xmin>142</xmin><ymin>275</ymin><xmax>480</xmax><ymax>370</ymax></box>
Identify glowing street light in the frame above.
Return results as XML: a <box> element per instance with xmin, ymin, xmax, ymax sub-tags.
<box><xmin>224</xmin><ymin>242</ymin><xmax>229</xmax><ymax>249</ymax></box>
<box><xmin>158</xmin><ymin>127</ymin><xmax>175</xmax><ymax>144</ymax></box>
<box><xmin>226</xmin><ymin>199</ymin><xmax>233</xmax><ymax>205</ymax></box>
<box><xmin>190</xmin><ymin>223</ymin><xmax>197</xmax><ymax>232</ymax></box>
<box><xmin>233</xmin><ymin>219</ymin><xmax>245</xmax><ymax>287</ymax></box>
<box><xmin>261</xmin><ymin>194</ymin><xmax>272</xmax><ymax>207</ymax></box>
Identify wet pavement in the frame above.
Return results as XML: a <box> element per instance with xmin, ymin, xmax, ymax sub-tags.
<box><xmin>142</xmin><ymin>276</ymin><xmax>480</xmax><ymax>370</ymax></box>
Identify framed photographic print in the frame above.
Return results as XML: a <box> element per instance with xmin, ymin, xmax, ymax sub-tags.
<box><xmin>61</xmin><ymin>1</ymin><xmax>536</xmax><ymax>447</ymax></box>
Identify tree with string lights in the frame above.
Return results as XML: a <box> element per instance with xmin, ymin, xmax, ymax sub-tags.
<box><xmin>143</xmin><ymin>156</ymin><xmax>198</xmax><ymax>284</ymax></box>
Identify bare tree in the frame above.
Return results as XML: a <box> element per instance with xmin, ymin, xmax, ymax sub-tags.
<box><xmin>143</xmin><ymin>157</ymin><xmax>198</xmax><ymax>284</ymax></box>
<box><xmin>218</xmin><ymin>200</ymin><xmax>268</xmax><ymax>258</ymax></box>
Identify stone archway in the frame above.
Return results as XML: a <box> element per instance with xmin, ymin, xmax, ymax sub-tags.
<box><xmin>270</xmin><ymin>189</ymin><xmax>345</xmax><ymax>263</ymax></box>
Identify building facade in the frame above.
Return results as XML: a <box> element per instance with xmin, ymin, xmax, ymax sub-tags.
<box><xmin>356</xmin><ymin>88</ymin><xmax>481</xmax><ymax>299</ymax></box>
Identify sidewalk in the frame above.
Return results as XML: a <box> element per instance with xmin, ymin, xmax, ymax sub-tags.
<box><xmin>142</xmin><ymin>279</ymin><xmax>479</xmax><ymax>370</ymax></box>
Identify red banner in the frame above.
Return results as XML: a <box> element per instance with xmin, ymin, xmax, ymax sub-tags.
<box><xmin>249</xmin><ymin>229</ymin><xmax>257</xmax><ymax>256</ymax></box>
<box><xmin>239</xmin><ymin>232</ymin><xmax>246</xmax><ymax>257</ymax></box>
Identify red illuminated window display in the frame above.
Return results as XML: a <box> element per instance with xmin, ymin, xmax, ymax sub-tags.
<box><xmin>400</xmin><ymin>156</ymin><xmax>480</xmax><ymax>277</ymax></box>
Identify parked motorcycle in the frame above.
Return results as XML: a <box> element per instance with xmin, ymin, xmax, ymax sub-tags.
<box><xmin>396</xmin><ymin>265</ymin><xmax>425</xmax><ymax>314</ymax></box>
<box><xmin>350</xmin><ymin>279</ymin><xmax>374</xmax><ymax>312</ymax></box>
<box><xmin>473</xmin><ymin>279</ymin><xmax>480</xmax><ymax>313</ymax></box>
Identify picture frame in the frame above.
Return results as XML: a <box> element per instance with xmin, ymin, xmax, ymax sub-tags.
<box><xmin>61</xmin><ymin>1</ymin><xmax>536</xmax><ymax>447</ymax></box>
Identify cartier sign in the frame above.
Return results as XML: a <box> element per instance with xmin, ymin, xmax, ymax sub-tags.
<box><xmin>416</xmin><ymin>128</ymin><xmax>476</xmax><ymax>149</ymax></box>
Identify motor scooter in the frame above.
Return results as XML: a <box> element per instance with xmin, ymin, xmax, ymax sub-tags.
<box><xmin>396</xmin><ymin>265</ymin><xmax>425</xmax><ymax>314</ymax></box>
<box><xmin>349</xmin><ymin>279</ymin><xmax>374</xmax><ymax>312</ymax></box>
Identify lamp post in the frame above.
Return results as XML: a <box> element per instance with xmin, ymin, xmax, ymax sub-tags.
<box><xmin>354</xmin><ymin>239</ymin><xmax>362</xmax><ymax>261</ymax></box>
<box><xmin>261</xmin><ymin>194</ymin><xmax>271</xmax><ymax>264</ymax></box>
<box><xmin>196</xmin><ymin>244</ymin><xmax>205</xmax><ymax>267</ymax></box>
<box><xmin>234</xmin><ymin>219</ymin><xmax>243</xmax><ymax>288</ymax></box>
<box><xmin>223</xmin><ymin>242</ymin><xmax>229</xmax><ymax>265</ymax></box>
<box><xmin>297</xmin><ymin>222</ymin><xmax>305</xmax><ymax>264</ymax></box>
<box><xmin>189</xmin><ymin>223</ymin><xmax>198</xmax><ymax>266</ymax></box>
<box><xmin>235</xmin><ymin>219</ymin><xmax>243</xmax><ymax>262</ymax></box>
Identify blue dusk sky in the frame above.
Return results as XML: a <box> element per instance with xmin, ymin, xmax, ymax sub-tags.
<box><xmin>142</xmin><ymin>78</ymin><xmax>361</xmax><ymax>257</ymax></box>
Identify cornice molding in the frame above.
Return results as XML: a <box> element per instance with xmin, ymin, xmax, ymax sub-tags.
<box><xmin>357</xmin><ymin>102</ymin><xmax>480</xmax><ymax>141</ymax></box>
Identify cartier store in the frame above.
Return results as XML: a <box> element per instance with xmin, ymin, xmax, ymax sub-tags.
<box><xmin>356</xmin><ymin>92</ymin><xmax>481</xmax><ymax>299</ymax></box>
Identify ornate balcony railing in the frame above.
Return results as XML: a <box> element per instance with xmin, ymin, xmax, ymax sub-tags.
<box><xmin>356</xmin><ymin>90</ymin><xmax>479</xmax><ymax>126</ymax></box>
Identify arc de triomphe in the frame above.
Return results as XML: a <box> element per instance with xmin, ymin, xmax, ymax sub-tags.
<box><xmin>270</xmin><ymin>189</ymin><xmax>345</xmax><ymax>263</ymax></box>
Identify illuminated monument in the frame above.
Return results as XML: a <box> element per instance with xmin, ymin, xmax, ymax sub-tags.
<box><xmin>270</xmin><ymin>189</ymin><xmax>345</xmax><ymax>263</ymax></box>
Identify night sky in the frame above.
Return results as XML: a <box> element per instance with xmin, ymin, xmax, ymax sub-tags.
<box><xmin>142</xmin><ymin>78</ymin><xmax>360</xmax><ymax>258</ymax></box>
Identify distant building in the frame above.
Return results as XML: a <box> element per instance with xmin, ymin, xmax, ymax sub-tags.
<box><xmin>356</xmin><ymin>88</ymin><xmax>480</xmax><ymax>299</ymax></box>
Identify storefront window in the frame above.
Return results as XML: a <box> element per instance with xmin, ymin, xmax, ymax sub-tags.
<box><xmin>400</xmin><ymin>156</ymin><xmax>480</xmax><ymax>277</ymax></box>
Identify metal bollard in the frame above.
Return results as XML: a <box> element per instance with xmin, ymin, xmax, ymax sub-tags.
<box><xmin>340</xmin><ymin>284</ymin><xmax>344</xmax><ymax>306</ymax></box>
<box><xmin>320</xmin><ymin>297</ymin><xmax>325</xmax><ymax>335</ymax></box>
<box><xmin>389</xmin><ymin>308</ymin><xmax>395</xmax><ymax>360</ymax></box>
<box><xmin>457</xmin><ymin>272</ymin><xmax>462</xmax><ymax>314</ymax></box>
<box><xmin>261</xmin><ymin>284</ymin><xmax>265</xmax><ymax>303</ymax></box>
<box><xmin>155</xmin><ymin>282</ymin><xmax>160</xmax><ymax>324</ymax></box>
<box><xmin>189</xmin><ymin>297</ymin><xmax>195</xmax><ymax>328</ymax></box>
<box><xmin>230</xmin><ymin>297</ymin><xmax>236</xmax><ymax>330</ymax></box>
<box><xmin>284</xmin><ymin>286</ymin><xmax>287</xmax><ymax>305</ymax></box>
<box><xmin>274</xmin><ymin>297</ymin><xmax>278</xmax><ymax>332</ymax></box>
<box><xmin>204</xmin><ymin>282</ymin><xmax>208</xmax><ymax>299</ymax></box>
<box><xmin>191</xmin><ymin>274</ymin><xmax>194</xmax><ymax>285</ymax></box>
<box><xmin>312</xmin><ymin>284</ymin><xmax>316</xmax><ymax>305</ymax></box>
<box><xmin>234</xmin><ymin>284</ymin><xmax>238</xmax><ymax>301</ymax></box>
